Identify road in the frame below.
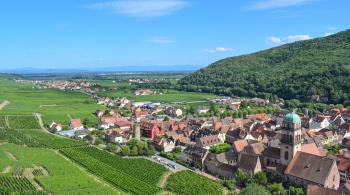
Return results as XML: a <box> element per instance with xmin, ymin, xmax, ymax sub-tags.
<box><xmin>0</xmin><ymin>100</ymin><xmax>10</xmax><ymax>110</ymax></box>
<box><xmin>34</xmin><ymin>113</ymin><xmax>53</xmax><ymax>134</ymax></box>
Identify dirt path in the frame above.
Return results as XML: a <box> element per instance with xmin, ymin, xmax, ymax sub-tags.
<box><xmin>39</xmin><ymin>104</ymin><xmax>56</xmax><ymax>108</ymax></box>
<box><xmin>1</xmin><ymin>166</ymin><xmax>11</xmax><ymax>173</ymax></box>
<box><xmin>0</xmin><ymin>100</ymin><xmax>10</xmax><ymax>110</ymax></box>
<box><xmin>33</xmin><ymin>113</ymin><xmax>51</xmax><ymax>133</ymax></box>
<box><xmin>5</xmin><ymin>151</ymin><xmax>18</xmax><ymax>161</ymax></box>
<box><xmin>160</xmin><ymin>172</ymin><xmax>172</xmax><ymax>188</ymax></box>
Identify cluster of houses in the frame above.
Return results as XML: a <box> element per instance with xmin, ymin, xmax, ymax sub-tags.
<box><xmin>134</xmin><ymin>108</ymin><xmax>350</xmax><ymax>193</ymax></box>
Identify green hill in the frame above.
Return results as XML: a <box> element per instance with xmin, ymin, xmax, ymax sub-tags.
<box><xmin>178</xmin><ymin>29</ymin><xmax>350</xmax><ymax>105</ymax></box>
<box><xmin>0</xmin><ymin>73</ymin><xmax>23</xmax><ymax>80</ymax></box>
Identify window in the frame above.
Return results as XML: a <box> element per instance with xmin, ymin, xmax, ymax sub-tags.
<box><xmin>289</xmin><ymin>135</ymin><xmax>292</xmax><ymax>142</ymax></box>
<box><xmin>285</xmin><ymin>151</ymin><xmax>289</xmax><ymax>160</ymax></box>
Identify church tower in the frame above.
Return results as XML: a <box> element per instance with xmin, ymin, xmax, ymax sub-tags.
<box><xmin>280</xmin><ymin>112</ymin><xmax>302</xmax><ymax>166</ymax></box>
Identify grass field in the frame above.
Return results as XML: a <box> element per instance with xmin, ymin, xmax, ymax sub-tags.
<box><xmin>0</xmin><ymin>80</ymin><xmax>104</xmax><ymax>126</ymax></box>
<box><xmin>0</xmin><ymin>143</ymin><xmax>121</xmax><ymax>194</ymax></box>
<box><xmin>0</xmin><ymin>80</ymin><xmax>216</xmax><ymax>126</ymax></box>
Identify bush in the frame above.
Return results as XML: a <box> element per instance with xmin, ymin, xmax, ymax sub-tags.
<box><xmin>160</xmin><ymin>151</ymin><xmax>174</xmax><ymax>160</ymax></box>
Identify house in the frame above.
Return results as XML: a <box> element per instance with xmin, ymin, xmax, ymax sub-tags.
<box><xmin>250</xmin><ymin>97</ymin><xmax>266</xmax><ymax>106</ymax></box>
<box><xmin>314</xmin><ymin>115</ymin><xmax>331</xmax><ymax>129</ymax></box>
<box><xmin>182</xmin><ymin>145</ymin><xmax>209</xmax><ymax>167</ymax></box>
<box><xmin>306</xmin><ymin>185</ymin><xmax>343</xmax><ymax>195</ymax></box>
<box><xmin>263</xmin><ymin>147</ymin><xmax>281</xmax><ymax>167</ymax></box>
<box><xmin>105</xmin><ymin>129</ymin><xmax>123</xmax><ymax>143</ymax></box>
<box><xmin>284</xmin><ymin>151</ymin><xmax>340</xmax><ymax>189</ymax></box>
<box><xmin>51</xmin><ymin>123</ymin><xmax>62</xmax><ymax>132</ymax></box>
<box><xmin>338</xmin><ymin>157</ymin><xmax>350</xmax><ymax>183</ymax></box>
<box><xmin>132</xmin><ymin>90</ymin><xmax>153</xmax><ymax>95</ymax></box>
<box><xmin>48</xmin><ymin>120</ymin><xmax>56</xmax><ymax>129</ymax></box>
<box><xmin>338</xmin><ymin>183</ymin><xmax>350</xmax><ymax>195</ymax></box>
<box><xmin>115</xmin><ymin>120</ymin><xmax>133</xmax><ymax>131</ymax></box>
<box><xmin>196</xmin><ymin>134</ymin><xmax>223</xmax><ymax>149</ymax></box>
<box><xmin>139</xmin><ymin>121</ymin><xmax>161</xmax><ymax>138</ymax></box>
<box><xmin>232</xmin><ymin>139</ymin><xmax>248</xmax><ymax>154</ymax></box>
<box><xmin>97</xmin><ymin>96</ymin><xmax>110</xmax><ymax>105</ymax></box>
<box><xmin>196</xmin><ymin>106</ymin><xmax>209</xmax><ymax>116</ymax></box>
<box><xmin>74</xmin><ymin>129</ymin><xmax>89</xmax><ymax>139</ymax></box>
<box><xmin>70</xmin><ymin>119</ymin><xmax>84</xmax><ymax>130</ymax></box>
<box><xmin>204</xmin><ymin>151</ymin><xmax>238</xmax><ymax>179</ymax></box>
<box><xmin>238</xmin><ymin>152</ymin><xmax>262</xmax><ymax>175</ymax></box>
<box><xmin>162</xmin><ymin>139</ymin><xmax>175</xmax><ymax>152</ymax></box>
<box><xmin>135</xmin><ymin>111</ymin><xmax>149</xmax><ymax>122</ymax></box>
<box><xmin>96</xmin><ymin>110</ymin><xmax>105</xmax><ymax>118</ymax></box>
<box><xmin>165</xmin><ymin>107</ymin><xmax>183</xmax><ymax>117</ymax></box>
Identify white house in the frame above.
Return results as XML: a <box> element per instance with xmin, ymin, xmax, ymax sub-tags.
<box><xmin>197</xmin><ymin>106</ymin><xmax>209</xmax><ymax>116</ymax></box>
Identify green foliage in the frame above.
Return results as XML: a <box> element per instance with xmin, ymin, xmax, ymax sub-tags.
<box><xmin>254</xmin><ymin>171</ymin><xmax>268</xmax><ymax>185</ymax></box>
<box><xmin>132</xmin><ymin>146</ymin><xmax>138</xmax><ymax>155</ymax></box>
<box><xmin>83</xmin><ymin>118</ymin><xmax>89</xmax><ymax>125</ymax></box>
<box><xmin>240</xmin><ymin>183</ymin><xmax>270</xmax><ymax>195</ymax></box>
<box><xmin>60</xmin><ymin>148</ymin><xmax>161</xmax><ymax>195</ymax></box>
<box><xmin>235</xmin><ymin>168</ymin><xmax>247</xmax><ymax>185</ymax></box>
<box><xmin>106</xmin><ymin>143</ymin><xmax>117</xmax><ymax>153</ymax></box>
<box><xmin>209</xmin><ymin>143</ymin><xmax>231</xmax><ymax>154</ymax></box>
<box><xmin>74</xmin><ymin>147</ymin><xmax>168</xmax><ymax>186</ymax></box>
<box><xmin>178</xmin><ymin>30</ymin><xmax>350</xmax><ymax>105</ymax></box>
<box><xmin>0</xmin><ymin>115</ymin><xmax>7</xmax><ymax>128</ymax></box>
<box><xmin>166</xmin><ymin>170</ymin><xmax>224</xmax><ymax>195</ymax></box>
<box><xmin>289</xmin><ymin>186</ymin><xmax>305</xmax><ymax>195</ymax></box>
<box><xmin>328</xmin><ymin>144</ymin><xmax>340</xmax><ymax>154</ymax></box>
<box><xmin>323</xmin><ymin>144</ymin><xmax>329</xmax><ymax>149</ymax></box>
<box><xmin>224</xmin><ymin>179</ymin><xmax>236</xmax><ymax>193</ymax></box>
<box><xmin>174</xmin><ymin>146</ymin><xmax>182</xmax><ymax>153</ymax></box>
<box><xmin>160</xmin><ymin>151</ymin><xmax>174</xmax><ymax>160</ymax></box>
<box><xmin>121</xmin><ymin>145</ymin><xmax>130</xmax><ymax>155</ymax></box>
<box><xmin>7</xmin><ymin>116</ymin><xmax>41</xmax><ymax>129</ymax></box>
<box><xmin>0</xmin><ymin>128</ymin><xmax>43</xmax><ymax>147</ymax></box>
<box><xmin>163</xmin><ymin>116</ymin><xmax>170</xmax><ymax>121</ymax></box>
<box><xmin>267</xmin><ymin>182</ymin><xmax>286</xmax><ymax>195</ymax></box>
<box><xmin>0</xmin><ymin>177</ymin><xmax>36</xmax><ymax>192</ymax></box>
<box><xmin>94</xmin><ymin>138</ymin><xmax>103</xmax><ymax>145</ymax></box>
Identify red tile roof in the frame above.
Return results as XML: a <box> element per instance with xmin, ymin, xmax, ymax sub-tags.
<box><xmin>338</xmin><ymin>157</ymin><xmax>350</xmax><ymax>171</ymax></box>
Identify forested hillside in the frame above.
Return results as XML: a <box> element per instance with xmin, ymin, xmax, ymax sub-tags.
<box><xmin>178</xmin><ymin>29</ymin><xmax>350</xmax><ymax>105</ymax></box>
<box><xmin>0</xmin><ymin>73</ymin><xmax>23</xmax><ymax>80</ymax></box>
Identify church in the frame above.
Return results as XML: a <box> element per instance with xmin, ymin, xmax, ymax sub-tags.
<box><xmin>262</xmin><ymin>112</ymin><xmax>340</xmax><ymax>189</ymax></box>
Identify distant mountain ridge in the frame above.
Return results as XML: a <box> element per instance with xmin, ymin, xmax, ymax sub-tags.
<box><xmin>0</xmin><ymin>65</ymin><xmax>202</xmax><ymax>74</ymax></box>
<box><xmin>178</xmin><ymin>29</ymin><xmax>350</xmax><ymax>105</ymax></box>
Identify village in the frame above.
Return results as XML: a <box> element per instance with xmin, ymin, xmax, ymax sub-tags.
<box><xmin>43</xmin><ymin>85</ymin><xmax>350</xmax><ymax>195</ymax></box>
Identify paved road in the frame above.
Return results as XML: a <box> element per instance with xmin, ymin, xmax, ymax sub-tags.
<box><xmin>152</xmin><ymin>154</ymin><xmax>189</xmax><ymax>172</ymax></box>
<box><xmin>0</xmin><ymin>100</ymin><xmax>10</xmax><ymax>110</ymax></box>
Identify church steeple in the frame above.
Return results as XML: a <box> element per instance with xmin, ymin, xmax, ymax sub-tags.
<box><xmin>280</xmin><ymin>112</ymin><xmax>302</xmax><ymax>166</ymax></box>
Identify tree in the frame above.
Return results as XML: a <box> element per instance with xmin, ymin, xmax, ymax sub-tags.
<box><xmin>254</xmin><ymin>171</ymin><xmax>267</xmax><ymax>185</ymax></box>
<box><xmin>235</xmin><ymin>168</ymin><xmax>247</xmax><ymax>186</ymax></box>
<box><xmin>174</xmin><ymin>146</ymin><xmax>182</xmax><ymax>153</ymax></box>
<box><xmin>267</xmin><ymin>182</ymin><xmax>285</xmax><ymax>195</ymax></box>
<box><xmin>83</xmin><ymin>118</ymin><xmax>90</xmax><ymax>125</ymax></box>
<box><xmin>188</xmin><ymin>105</ymin><xmax>195</xmax><ymax>115</ymax></box>
<box><xmin>240</xmin><ymin>183</ymin><xmax>270</xmax><ymax>195</ymax></box>
<box><xmin>163</xmin><ymin>116</ymin><xmax>170</xmax><ymax>121</ymax></box>
<box><xmin>224</xmin><ymin>179</ymin><xmax>236</xmax><ymax>193</ymax></box>
<box><xmin>121</xmin><ymin>146</ymin><xmax>130</xmax><ymax>155</ymax></box>
<box><xmin>289</xmin><ymin>186</ymin><xmax>304</xmax><ymax>195</ymax></box>
<box><xmin>210</xmin><ymin>101</ymin><xmax>216</xmax><ymax>112</ymax></box>
<box><xmin>106</xmin><ymin>143</ymin><xmax>117</xmax><ymax>153</ymax></box>
<box><xmin>148</xmin><ymin>145</ymin><xmax>156</xmax><ymax>155</ymax></box>
<box><xmin>132</xmin><ymin>146</ymin><xmax>138</xmax><ymax>156</ymax></box>
<box><xmin>94</xmin><ymin>138</ymin><xmax>103</xmax><ymax>145</ymax></box>
<box><xmin>128</xmin><ymin>138</ymin><xmax>140</xmax><ymax>149</ymax></box>
<box><xmin>334</xmin><ymin>104</ymin><xmax>344</xmax><ymax>109</ymax></box>
<box><xmin>240</xmin><ymin>100</ymin><xmax>248</xmax><ymax>109</ymax></box>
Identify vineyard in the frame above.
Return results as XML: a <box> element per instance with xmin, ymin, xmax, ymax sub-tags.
<box><xmin>21</xmin><ymin>130</ymin><xmax>87</xmax><ymax>149</ymax></box>
<box><xmin>7</xmin><ymin>116</ymin><xmax>41</xmax><ymax>129</ymax></box>
<box><xmin>76</xmin><ymin>146</ymin><xmax>168</xmax><ymax>185</ymax></box>
<box><xmin>0</xmin><ymin>177</ymin><xmax>36</xmax><ymax>192</ymax></box>
<box><xmin>0</xmin><ymin>115</ymin><xmax>7</xmax><ymax>128</ymax></box>
<box><xmin>60</xmin><ymin>148</ymin><xmax>161</xmax><ymax>195</ymax></box>
<box><xmin>166</xmin><ymin>170</ymin><xmax>224</xmax><ymax>195</ymax></box>
<box><xmin>0</xmin><ymin>144</ymin><xmax>120</xmax><ymax>194</ymax></box>
<box><xmin>0</xmin><ymin>128</ymin><xmax>43</xmax><ymax>147</ymax></box>
<box><xmin>32</xmin><ymin>169</ymin><xmax>44</xmax><ymax>177</ymax></box>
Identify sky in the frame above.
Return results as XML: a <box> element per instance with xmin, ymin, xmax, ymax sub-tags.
<box><xmin>0</xmin><ymin>0</ymin><xmax>349</xmax><ymax>70</ymax></box>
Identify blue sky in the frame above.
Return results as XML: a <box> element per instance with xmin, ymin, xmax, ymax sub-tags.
<box><xmin>1</xmin><ymin>0</ymin><xmax>349</xmax><ymax>69</ymax></box>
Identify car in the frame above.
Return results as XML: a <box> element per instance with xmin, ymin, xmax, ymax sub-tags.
<box><xmin>151</xmin><ymin>155</ymin><xmax>156</xmax><ymax>159</ymax></box>
<box><xmin>163</xmin><ymin>161</ymin><xmax>168</xmax><ymax>165</ymax></box>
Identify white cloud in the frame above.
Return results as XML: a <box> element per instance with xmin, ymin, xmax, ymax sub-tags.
<box><xmin>141</xmin><ymin>37</ymin><xmax>176</xmax><ymax>43</ymax></box>
<box><xmin>266</xmin><ymin>34</ymin><xmax>311</xmax><ymax>46</ymax></box>
<box><xmin>88</xmin><ymin>0</ymin><xmax>190</xmax><ymax>18</ymax></box>
<box><xmin>283</xmin><ymin>35</ymin><xmax>311</xmax><ymax>43</ymax></box>
<box><xmin>265</xmin><ymin>37</ymin><xmax>281</xmax><ymax>45</ymax></box>
<box><xmin>324</xmin><ymin>33</ymin><xmax>334</xmax><ymax>37</ymax></box>
<box><xmin>198</xmin><ymin>58</ymin><xmax>203</xmax><ymax>60</ymax></box>
<box><xmin>99</xmin><ymin>58</ymin><xmax>103</xmax><ymax>61</ymax></box>
<box><xmin>326</xmin><ymin>26</ymin><xmax>336</xmax><ymax>30</ymax></box>
<box><xmin>215</xmin><ymin>47</ymin><xmax>234</xmax><ymax>52</ymax></box>
<box><xmin>201</xmin><ymin>49</ymin><xmax>215</xmax><ymax>53</ymax></box>
<box><xmin>247</xmin><ymin>0</ymin><xmax>320</xmax><ymax>10</ymax></box>
<box><xmin>138</xmin><ymin>58</ymin><xmax>144</xmax><ymax>62</ymax></box>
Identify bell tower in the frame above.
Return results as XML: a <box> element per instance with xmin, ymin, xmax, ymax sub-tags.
<box><xmin>280</xmin><ymin>112</ymin><xmax>302</xmax><ymax>165</ymax></box>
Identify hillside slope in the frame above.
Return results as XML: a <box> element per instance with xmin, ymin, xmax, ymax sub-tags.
<box><xmin>0</xmin><ymin>73</ymin><xmax>23</xmax><ymax>80</ymax></box>
<box><xmin>178</xmin><ymin>29</ymin><xmax>350</xmax><ymax>104</ymax></box>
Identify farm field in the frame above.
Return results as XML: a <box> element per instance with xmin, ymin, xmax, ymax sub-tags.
<box><xmin>0</xmin><ymin>80</ymin><xmax>104</xmax><ymax>126</ymax></box>
<box><xmin>0</xmin><ymin>143</ymin><xmax>120</xmax><ymax>194</ymax></box>
<box><xmin>166</xmin><ymin>170</ymin><xmax>224</xmax><ymax>195</ymax></box>
<box><xmin>60</xmin><ymin>147</ymin><xmax>161</xmax><ymax>195</ymax></box>
<box><xmin>7</xmin><ymin>115</ymin><xmax>41</xmax><ymax>129</ymax></box>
